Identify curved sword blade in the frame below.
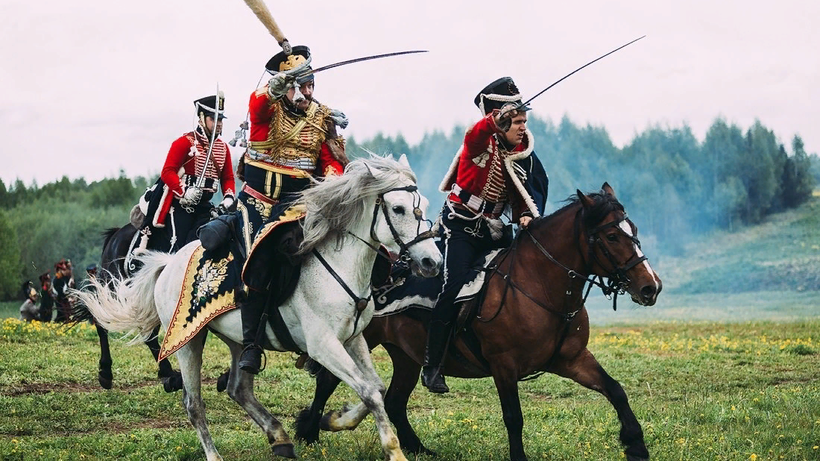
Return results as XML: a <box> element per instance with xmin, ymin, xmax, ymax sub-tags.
<box><xmin>517</xmin><ymin>35</ymin><xmax>646</xmax><ymax>110</ymax></box>
<box><xmin>305</xmin><ymin>50</ymin><xmax>428</xmax><ymax>76</ymax></box>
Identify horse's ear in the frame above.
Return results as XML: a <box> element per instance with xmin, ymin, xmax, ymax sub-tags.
<box><xmin>398</xmin><ymin>153</ymin><xmax>411</xmax><ymax>168</ymax></box>
<box><xmin>601</xmin><ymin>182</ymin><xmax>617</xmax><ymax>198</ymax></box>
<box><xmin>577</xmin><ymin>189</ymin><xmax>595</xmax><ymax>208</ymax></box>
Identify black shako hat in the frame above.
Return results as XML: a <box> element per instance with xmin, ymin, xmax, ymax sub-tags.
<box><xmin>265</xmin><ymin>45</ymin><xmax>314</xmax><ymax>84</ymax></box>
<box><xmin>194</xmin><ymin>93</ymin><xmax>226</xmax><ymax>120</ymax></box>
<box><xmin>474</xmin><ymin>76</ymin><xmax>530</xmax><ymax>115</ymax></box>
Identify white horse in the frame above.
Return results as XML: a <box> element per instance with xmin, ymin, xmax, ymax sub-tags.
<box><xmin>19</xmin><ymin>281</ymin><xmax>40</xmax><ymax>322</ymax></box>
<box><xmin>76</xmin><ymin>155</ymin><xmax>442</xmax><ymax>461</ymax></box>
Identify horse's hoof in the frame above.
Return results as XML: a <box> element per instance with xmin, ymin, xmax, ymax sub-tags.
<box><xmin>272</xmin><ymin>443</ymin><xmax>297</xmax><ymax>459</ymax></box>
<box><xmin>408</xmin><ymin>445</ymin><xmax>437</xmax><ymax>457</ymax></box>
<box><xmin>625</xmin><ymin>445</ymin><xmax>649</xmax><ymax>461</ymax></box>
<box><xmin>162</xmin><ymin>374</ymin><xmax>184</xmax><ymax>393</ymax></box>
<box><xmin>216</xmin><ymin>370</ymin><xmax>230</xmax><ymax>392</ymax></box>
<box><xmin>294</xmin><ymin>408</ymin><xmax>320</xmax><ymax>444</ymax></box>
<box><xmin>98</xmin><ymin>372</ymin><xmax>113</xmax><ymax>390</ymax></box>
<box><xmin>319</xmin><ymin>410</ymin><xmax>340</xmax><ymax>431</ymax></box>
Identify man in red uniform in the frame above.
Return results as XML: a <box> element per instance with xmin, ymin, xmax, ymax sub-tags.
<box><xmin>138</xmin><ymin>93</ymin><xmax>236</xmax><ymax>253</ymax></box>
<box><xmin>235</xmin><ymin>45</ymin><xmax>349</xmax><ymax>374</ymax></box>
<box><xmin>422</xmin><ymin>77</ymin><xmax>549</xmax><ymax>393</ymax></box>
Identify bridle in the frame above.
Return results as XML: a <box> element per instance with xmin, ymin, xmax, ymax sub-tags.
<box><xmin>483</xmin><ymin>205</ymin><xmax>649</xmax><ymax>379</ymax></box>
<box><xmin>578</xmin><ymin>210</ymin><xmax>647</xmax><ymax>302</ymax></box>
<box><xmin>314</xmin><ymin>184</ymin><xmax>436</xmax><ymax>341</ymax></box>
<box><xmin>485</xmin><ymin>207</ymin><xmax>647</xmax><ymax>321</ymax></box>
<box><xmin>368</xmin><ymin>185</ymin><xmax>437</xmax><ymax>261</ymax></box>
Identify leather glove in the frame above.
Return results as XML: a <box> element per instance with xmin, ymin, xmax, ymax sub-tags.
<box><xmin>210</xmin><ymin>195</ymin><xmax>236</xmax><ymax>218</ymax></box>
<box><xmin>267</xmin><ymin>72</ymin><xmax>292</xmax><ymax>99</ymax></box>
<box><xmin>329</xmin><ymin>108</ymin><xmax>349</xmax><ymax>129</ymax></box>
<box><xmin>494</xmin><ymin>103</ymin><xmax>519</xmax><ymax>132</ymax></box>
<box><xmin>219</xmin><ymin>194</ymin><xmax>235</xmax><ymax>211</ymax></box>
<box><xmin>179</xmin><ymin>186</ymin><xmax>202</xmax><ymax>207</ymax></box>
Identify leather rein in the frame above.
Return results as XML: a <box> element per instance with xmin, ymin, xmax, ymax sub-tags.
<box><xmin>313</xmin><ymin>185</ymin><xmax>436</xmax><ymax>338</ymax></box>
<box><xmin>479</xmin><ymin>208</ymin><xmax>647</xmax><ymax>377</ymax></box>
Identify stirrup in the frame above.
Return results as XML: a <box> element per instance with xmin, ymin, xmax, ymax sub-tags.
<box><xmin>239</xmin><ymin>344</ymin><xmax>267</xmax><ymax>374</ymax></box>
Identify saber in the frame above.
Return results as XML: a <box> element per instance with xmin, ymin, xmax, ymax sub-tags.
<box><xmin>196</xmin><ymin>86</ymin><xmax>222</xmax><ymax>189</ymax></box>
<box><xmin>515</xmin><ymin>35</ymin><xmax>646</xmax><ymax>111</ymax></box>
<box><xmin>242</xmin><ymin>0</ymin><xmax>291</xmax><ymax>54</ymax></box>
<box><xmin>300</xmin><ymin>50</ymin><xmax>428</xmax><ymax>77</ymax></box>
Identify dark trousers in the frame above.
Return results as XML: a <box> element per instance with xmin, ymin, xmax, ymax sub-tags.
<box><xmin>432</xmin><ymin>208</ymin><xmax>508</xmax><ymax>323</ymax></box>
<box><xmin>148</xmin><ymin>199</ymin><xmax>213</xmax><ymax>253</ymax></box>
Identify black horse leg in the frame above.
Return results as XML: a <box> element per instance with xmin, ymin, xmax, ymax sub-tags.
<box><xmin>381</xmin><ymin>344</ymin><xmax>436</xmax><ymax>456</ymax></box>
<box><xmin>295</xmin><ymin>362</ymin><xmax>342</xmax><ymax>444</ymax></box>
<box><xmin>553</xmin><ymin>349</ymin><xmax>649</xmax><ymax>461</ymax></box>
<box><xmin>143</xmin><ymin>324</ymin><xmax>184</xmax><ymax>393</ymax></box>
<box><xmin>95</xmin><ymin>324</ymin><xmax>113</xmax><ymax>389</ymax></box>
<box><xmin>490</xmin><ymin>363</ymin><xmax>527</xmax><ymax>461</ymax></box>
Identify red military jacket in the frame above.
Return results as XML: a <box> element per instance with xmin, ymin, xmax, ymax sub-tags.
<box><xmin>439</xmin><ymin>114</ymin><xmax>540</xmax><ymax>220</ymax></box>
<box><xmin>247</xmin><ymin>88</ymin><xmax>345</xmax><ymax>177</ymax></box>
<box><xmin>160</xmin><ymin>130</ymin><xmax>236</xmax><ymax>198</ymax></box>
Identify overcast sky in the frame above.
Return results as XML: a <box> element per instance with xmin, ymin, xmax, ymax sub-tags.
<box><xmin>2</xmin><ymin>0</ymin><xmax>818</xmax><ymax>186</ymax></box>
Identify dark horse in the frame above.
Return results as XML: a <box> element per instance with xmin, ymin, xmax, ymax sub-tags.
<box><xmin>294</xmin><ymin>184</ymin><xmax>662</xmax><ymax>461</ymax></box>
<box><xmin>73</xmin><ymin>224</ymin><xmax>182</xmax><ymax>391</ymax></box>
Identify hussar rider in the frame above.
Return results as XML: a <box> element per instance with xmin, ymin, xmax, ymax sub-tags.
<box><xmin>234</xmin><ymin>45</ymin><xmax>350</xmax><ymax>374</ymax></box>
<box><xmin>422</xmin><ymin>77</ymin><xmax>549</xmax><ymax>393</ymax></box>
<box><xmin>137</xmin><ymin>94</ymin><xmax>236</xmax><ymax>254</ymax></box>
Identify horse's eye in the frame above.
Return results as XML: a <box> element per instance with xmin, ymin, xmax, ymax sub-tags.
<box><xmin>606</xmin><ymin>233</ymin><xmax>618</xmax><ymax>242</ymax></box>
<box><xmin>392</xmin><ymin>205</ymin><xmax>405</xmax><ymax>215</ymax></box>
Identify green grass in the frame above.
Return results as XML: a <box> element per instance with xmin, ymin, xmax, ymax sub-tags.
<box><xmin>0</xmin><ymin>319</ymin><xmax>817</xmax><ymax>460</ymax></box>
<box><xmin>663</xmin><ymin>198</ymin><xmax>820</xmax><ymax>295</ymax></box>
<box><xmin>0</xmin><ymin>302</ymin><xmax>19</xmax><ymax>320</ymax></box>
<box><xmin>2</xmin><ymin>196</ymin><xmax>818</xmax><ymax>459</ymax></box>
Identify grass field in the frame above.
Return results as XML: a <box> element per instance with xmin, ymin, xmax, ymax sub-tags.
<box><xmin>1</xmin><ymin>199</ymin><xmax>818</xmax><ymax>460</ymax></box>
<box><xmin>0</xmin><ymin>319</ymin><xmax>818</xmax><ymax>460</ymax></box>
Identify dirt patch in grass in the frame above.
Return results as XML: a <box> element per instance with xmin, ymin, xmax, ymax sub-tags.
<box><xmin>0</xmin><ymin>377</ymin><xmax>221</xmax><ymax>397</ymax></box>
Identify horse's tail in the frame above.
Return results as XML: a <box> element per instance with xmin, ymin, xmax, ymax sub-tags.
<box><xmin>71</xmin><ymin>251</ymin><xmax>172</xmax><ymax>342</ymax></box>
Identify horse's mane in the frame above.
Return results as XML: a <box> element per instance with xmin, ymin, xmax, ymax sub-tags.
<box><xmin>101</xmin><ymin>227</ymin><xmax>121</xmax><ymax>250</ymax></box>
<box><xmin>531</xmin><ymin>189</ymin><xmax>625</xmax><ymax>231</ymax></box>
<box><xmin>297</xmin><ymin>155</ymin><xmax>417</xmax><ymax>254</ymax></box>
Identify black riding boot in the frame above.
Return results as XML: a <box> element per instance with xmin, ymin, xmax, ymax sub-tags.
<box><xmin>238</xmin><ymin>291</ymin><xmax>266</xmax><ymax>374</ymax></box>
<box><xmin>421</xmin><ymin>320</ymin><xmax>451</xmax><ymax>393</ymax></box>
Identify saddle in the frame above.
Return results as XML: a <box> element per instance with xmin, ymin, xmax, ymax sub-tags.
<box><xmin>372</xmin><ymin>244</ymin><xmax>507</xmax><ymax>376</ymax></box>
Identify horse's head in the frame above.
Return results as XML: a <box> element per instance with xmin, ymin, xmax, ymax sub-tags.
<box><xmin>576</xmin><ymin>183</ymin><xmax>662</xmax><ymax>306</ymax></box>
<box><xmin>368</xmin><ymin>155</ymin><xmax>442</xmax><ymax>278</ymax></box>
<box><xmin>21</xmin><ymin>280</ymin><xmax>39</xmax><ymax>302</ymax></box>
<box><xmin>298</xmin><ymin>154</ymin><xmax>442</xmax><ymax>278</ymax></box>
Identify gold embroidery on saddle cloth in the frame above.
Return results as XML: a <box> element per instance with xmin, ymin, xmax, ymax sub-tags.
<box><xmin>248</xmin><ymin>101</ymin><xmax>331</xmax><ymax>170</ymax></box>
<box><xmin>242</xmin><ymin>204</ymin><xmax>307</xmax><ymax>282</ymax></box>
<box><xmin>158</xmin><ymin>245</ymin><xmax>238</xmax><ymax>361</ymax></box>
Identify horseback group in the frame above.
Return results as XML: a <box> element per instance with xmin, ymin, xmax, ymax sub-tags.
<box><xmin>75</xmin><ymin>1</ymin><xmax>662</xmax><ymax>459</ymax></box>
<box><xmin>20</xmin><ymin>259</ymin><xmax>98</xmax><ymax>323</ymax></box>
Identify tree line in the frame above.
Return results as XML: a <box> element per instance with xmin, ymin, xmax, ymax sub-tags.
<box><xmin>0</xmin><ymin>116</ymin><xmax>816</xmax><ymax>300</ymax></box>
<box><xmin>350</xmin><ymin>116</ymin><xmax>818</xmax><ymax>257</ymax></box>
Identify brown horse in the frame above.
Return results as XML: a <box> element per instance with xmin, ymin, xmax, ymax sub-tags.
<box><xmin>295</xmin><ymin>183</ymin><xmax>662</xmax><ymax>461</ymax></box>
